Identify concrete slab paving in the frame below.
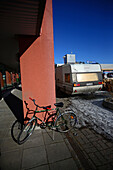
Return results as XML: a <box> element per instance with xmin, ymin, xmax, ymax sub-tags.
<box><xmin>1</xmin><ymin>149</ymin><xmax>22</xmax><ymax>170</ymax></box>
<box><xmin>22</xmin><ymin>146</ymin><xmax>47</xmax><ymax>169</ymax></box>
<box><xmin>23</xmin><ymin>130</ymin><xmax>44</xmax><ymax>149</ymax></box>
<box><xmin>26</xmin><ymin>164</ymin><xmax>49</xmax><ymax>170</ymax></box>
<box><xmin>46</xmin><ymin>141</ymin><xmax>71</xmax><ymax>164</ymax></box>
<box><xmin>0</xmin><ymin>89</ymin><xmax>83</xmax><ymax>170</ymax></box>
<box><xmin>1</xmin><ymin>137</ymin><xmax>23</xmax><ymax>153</ymax></box>
<box><xmin>43</xmin><ymin>131</ymin><xmax>63</xmax><ymax>145</ymax></box>
<box><xmin>0</xmin><ymin>129</ymin><xmax>8</xmax><ymax>139</ymax></box>
<box><xmin>49</xmin><ymin>158</ymin><xmax>78</xmax><ymax>170</ymax></box>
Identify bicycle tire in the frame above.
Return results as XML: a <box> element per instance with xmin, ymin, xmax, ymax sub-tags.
<box><xmin>11</xmin><ymin>120</ymin><xmax>24</xmax><ymax>143</ymax></box>
<box><xmin>17</xmin><ymin>118</ymin><xmax>37</xmax><ymax>145</ymax></box>
<box><xmin>54</xmin><ymin>112</ymin><xmax>77</xmax><ymax>133</ymax></box>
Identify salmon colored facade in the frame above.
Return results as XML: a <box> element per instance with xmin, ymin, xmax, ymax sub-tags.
<box><xmin>12</xmin><ymin>73</ymin><xmax>16</xmax><ymax>84</ymax></box>
<box><xmin>6</xmin><ymin>71</ymin><xmax>12</xmax><ymax>86</ymax></box>
<box><xmin>0</xmin><ymin>72</ymin><xmax>4</xmax><ymax>89</ymax></box>
<box><xmin>20</xmin><ymin>0</ymin><xmax>56</xmax><ymax>117</ymax></box>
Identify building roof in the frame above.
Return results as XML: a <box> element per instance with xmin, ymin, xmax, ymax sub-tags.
<box><xmin>0</xmin><ymin>0</ymin><xmax>46</xmax><ymax>71</ymax></box>
<box><xmin>100</xmin><ymin>64</ymin><xmax>113</xmax><ymax>71</ymax></box>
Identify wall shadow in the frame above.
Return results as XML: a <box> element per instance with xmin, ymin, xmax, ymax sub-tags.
<box><xmin>4</xmin><ymin>93</ymin><xmax>24</xmax><ymax>124</ymax></box>
<box><xmin>16</xmin><ymin>86</ymin><xmax>22</xmax><ymax>91</ymax></box>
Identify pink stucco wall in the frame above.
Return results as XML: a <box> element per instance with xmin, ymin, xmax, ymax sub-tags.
<box><xmin>20</xmin><ymin>0</ymin><xmax>56</xmax><ymax>118</ymax></box>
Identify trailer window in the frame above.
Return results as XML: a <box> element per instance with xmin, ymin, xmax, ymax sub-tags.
<box><xmin>65</xmin><ymin>74</ymin><xmax>70</xmax><ymax>83</ymax></box>
<box><xmin>77</xmin><ymin>73</ymin><xmax>98</xmax><ymax>82</ymax></box>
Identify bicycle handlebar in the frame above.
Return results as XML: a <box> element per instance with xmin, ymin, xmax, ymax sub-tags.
<box><xmin>29</xmin><ymin>97</ymin><xmax>33</xmax><ymax>101</ymax></box>
<box><xmin>29</xmin><ymin>97</ymin><xmax>39</xmax><ymax>107</ymax></box>
<box><xmin>29</xmin><ymin>97</ymin><xmax>50</xmax><ymax>110</ymax></box>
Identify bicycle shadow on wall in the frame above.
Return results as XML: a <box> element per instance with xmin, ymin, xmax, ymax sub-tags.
<box><xmin>4</xmin><ymin>92</ymin><xmax>24</xmax><ymax>124</ymax></box>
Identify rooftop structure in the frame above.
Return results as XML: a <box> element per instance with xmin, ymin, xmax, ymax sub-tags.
<box><xmin>63</xmin><ymin>54</ymin><xmax>76</xmax><ymax>64</ymax></box>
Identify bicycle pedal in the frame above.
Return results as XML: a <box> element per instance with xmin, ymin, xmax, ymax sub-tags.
<box><xmin>51</xmin><ymin>127</ymin><xmax>56</xmax><ymax>130</ymax></box>
<box><xmin>40</xmin><ymin>123</ymin><xmax>46</xmax><ymax>129</ymax></box>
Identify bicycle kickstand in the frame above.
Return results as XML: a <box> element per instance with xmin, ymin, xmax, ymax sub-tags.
<box><xmin>52</xmin><ymin>130</ymin><xmax>55</xmax><ymax>141</ymax></box>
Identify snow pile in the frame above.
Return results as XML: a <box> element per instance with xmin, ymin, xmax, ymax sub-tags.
<box><xmin>70</xmin><ymin>97</ymin><xmax>113</xmax><ymax>140</ymax></box>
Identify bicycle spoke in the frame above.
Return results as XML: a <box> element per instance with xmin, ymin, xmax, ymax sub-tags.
<box><xmin>17</xmin><ymin>119</ymin><xmax>36</xmax><ymax>144</ymax></box>
<box><xmin>55</xmin><ymin>112</ymin><xmax>77</xmax><ymax>133</ymax></box>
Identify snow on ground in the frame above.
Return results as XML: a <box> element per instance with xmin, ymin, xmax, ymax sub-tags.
<box><xmin>68</xmin><ymin>91</ymin><xmax>113</xmax><ymax>140</ymax></box>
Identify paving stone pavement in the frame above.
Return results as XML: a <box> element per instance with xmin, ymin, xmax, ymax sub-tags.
<box><xmin>57</xmin><ymin>93</ymin><xmax>113</xmax><ymax>170</ymax></box>
<box><xmin>0</xmin><ymin>90</ymin><xmax>82</xmax><ymax>170</ymax></box>
<box><xmin>68</xmin><ymin>127</ymin><xmax>113</xmax><ymax>170</ymax></box>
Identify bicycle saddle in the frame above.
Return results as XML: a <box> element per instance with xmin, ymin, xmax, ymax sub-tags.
<box><xmin>43</xmin><ymin>105</ymin><xmax>51</xmax><ymax>109</ymax></box>
<box><xmin>54</xmin><ymin>102</ymin><xmax>64</xmax><ymax>107</ymax></box>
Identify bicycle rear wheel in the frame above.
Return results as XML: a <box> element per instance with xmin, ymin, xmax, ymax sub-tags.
<box><xmin>54</xmin><ymin>112</ymin><xmax>77</xmax><ymax>133</ymax></box>
<box><xmin>11</xmin><ymin>120</ymin><xmax>24</xmax><ymax>143</ymax></box>
<box><xmin>46</xmin><ymin>113</ymin><xmax>57</xmax><ymax>129</ymax></box>
<box><xmin>17</xmin><ymin>118</ymin><xmax>37</xmax><ymax>145</ymax></box>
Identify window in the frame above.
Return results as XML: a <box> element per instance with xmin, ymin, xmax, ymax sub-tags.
<box><xmin>77</xmin><ymin>73</ymin><xmax>98</xmax><ymax>82</ymax></box>
<box><xmin>65</xmin><ymin>74</ymin><xmax>70</xmax><ymax>83</ymax></box>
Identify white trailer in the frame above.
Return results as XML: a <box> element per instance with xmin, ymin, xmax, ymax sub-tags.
<box><xmin>56</xmin><ymin>64</ymin><xmax>103</xmax><ymax>94</ymax></box>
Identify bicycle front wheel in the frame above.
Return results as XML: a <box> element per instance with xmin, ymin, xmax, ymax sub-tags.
<box><xmin>54</xmin><ymin>112</ymin><xmax>77</xmax><ymax>133</ymax></box>
<box><xmin>11</xmin><ymin>120</ymin><xmax>24</xmax><ymax>143</ymax></box>
<box><xmin>17</xmin><ymin>118</ymin><xmax>37</xmax><ymax>145</ymax></box>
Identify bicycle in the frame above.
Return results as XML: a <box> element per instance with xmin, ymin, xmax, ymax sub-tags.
<box><xmin>17</xmin><ymin>97</ymin><xmax>77</xmax><ymax>145</ymax></box>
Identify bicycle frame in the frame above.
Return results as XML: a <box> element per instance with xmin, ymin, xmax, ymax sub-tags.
<box><xmin>33</xmin><ymin>107</ymin><xmax>59</xmax><ymax>126</ymax></box>
<box><xmin>24</xmin><ymin>100</ymin><xmax>51</xmax><ymax>123</ymax></box>
<box><xmin>25</xmin><ymin>97</ymin><xmax>63</xmax><ymax>129</ymax></box>
<box><xmin>17</xmin><ymin>98</ymin><xmax>77</xmax><ymax>145</ymax></box>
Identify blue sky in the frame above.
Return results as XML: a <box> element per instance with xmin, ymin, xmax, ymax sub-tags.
<box><xmin>53</xmin><ymin>0</ymin><xmax>113</xmax><ymax>64</ymax></box>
